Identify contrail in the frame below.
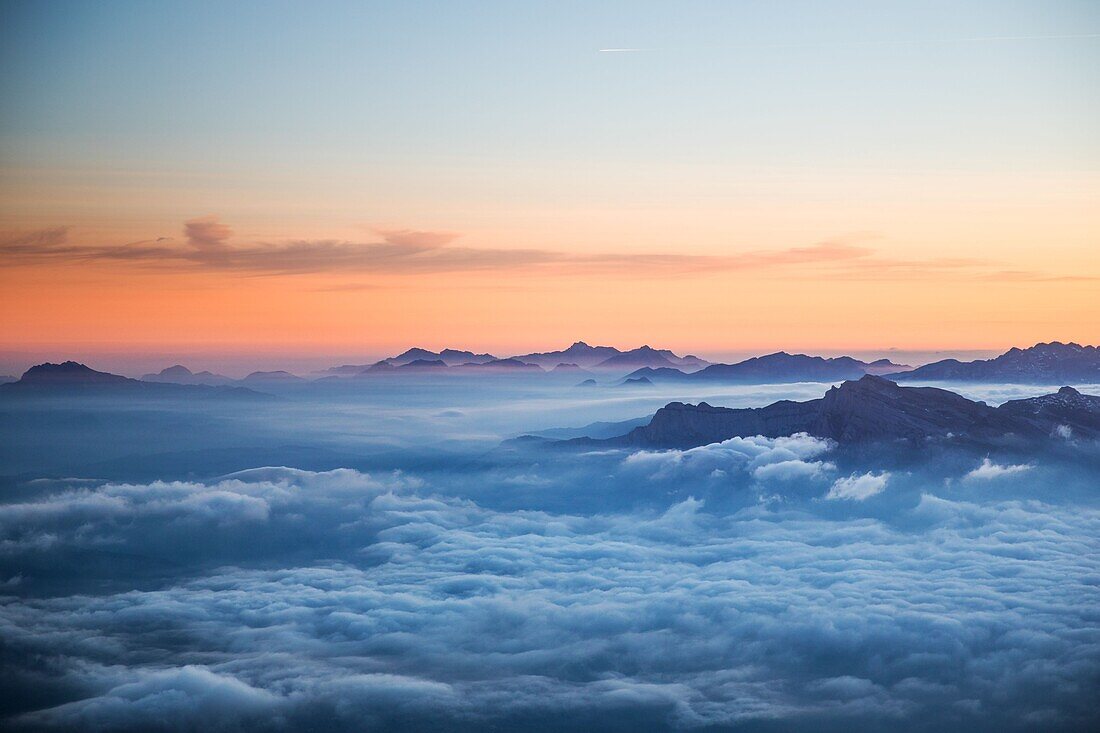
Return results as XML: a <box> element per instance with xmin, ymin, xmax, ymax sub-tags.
<box><xmin>596</xmin><ymin>32</ymin><xmax>1100</xmax><ymax>54</ymax></box>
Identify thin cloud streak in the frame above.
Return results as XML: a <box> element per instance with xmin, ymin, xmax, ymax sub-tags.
<box><xmin>0</xmin><ymin>221</ymin><xmax>1091</xmax><ymax>282</ymax></box>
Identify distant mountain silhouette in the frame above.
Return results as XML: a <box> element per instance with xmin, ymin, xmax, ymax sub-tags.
<box><xmin>1</xmin><ymin>362</ymin><xmax>267</xmax><ymax>399</ymax></box>
<box><xmin>441</xmin><ymin>349</ymin><xmax>497</xmax><ymax>365</ymax></box>
<box><xmin>392</xmin><ymin>348</ymin><xmax>442</xmax><ymax>364</ymax></box>
<box><xmin>319</xmin><ymin>364</ymin><xmax>372</xmax><ymax>376</ymax></box>
<box><xmin>998</xmin><ymin>386</ymin><xmax>1100</xmax><ymax>439</ymax></box>
<box><xmin>511</xmin><ymin>342</ymin><xmax>622</xmax><ymax>369</ymax></box>
<box><xmin>454</xmin><ymin>358</ymin><xmax>544</xmax><ymax>372</ymax></box>
<box><xmin>385</xmin><ymin>348</ymin><xmax>497</xmax><ymax>367</ymax></box>
<box><xmin>339</xmin><ymin>341</ymin><xmax>709</xmax><ymax>374</ymax></box>
<box><xmin>241</xmin><ymin>370</ymin><xmax>304</xmax><ymax>384</ymax></box>
<box><xmin>396</xmin><ymin>359</ymin><xmax>449</xmax><ymax>371</ymax></box>
<box><xmin>595</xmin><ymin>345</ymin><xmax>709</xmax><ymax>371</ymax></box>
<box><xmin>595</xmin><ymin>346</ymin><xmax>678</xmax><ymax>370</ymax></box>
<box><xmin>567</xmin><ymin>375</ymin><xmax>1097</xmax><ymax>449</ymax></box>
<box><xmin>620</xmin><ymin>376</ymin><xmax>654</xmax><ymax>387</ymax></box>
<box><xmin>142</xmin><ymin>365</ymin><xmax>234</xmax><ymax>386</ymax></box>
<box><xmin>530</xmin><ymin>416</ymin><xmax>651</xmax><ymax>441</ymax></box>
<box><xmin>624</xmin><ymin>352</ymin><xmax>909</xmax><ymax>384</ymax></box>
<box><xmin>17</xmin><ymin>361</ymin><xmax>130</xmax><ymax>386</ymax></box>
<box><xmin>365</xmin><ymin>360</ymin><xmax>397</xmax><ymax>373</ymax></box>
<box><xmin>862</xmin><ymin>358</ymin><xmax>913</xmax><ymax>375</ymax></box>
<box><xmin>888</xmin><ymin>342</ymin><xmax>1100</xmax><ymax>383</ymax></box>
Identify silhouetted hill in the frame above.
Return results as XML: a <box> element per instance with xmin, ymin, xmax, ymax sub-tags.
<box><xmin>325</xmin><ymin>341</ymin><xmax>709</xmax><ymax>375</ymax></box>
<box><xmin>1</xmin><ymin>362</ymin><xmax>268</xmax><ymax>399</ymax></box>
<box><xmin>384</xmin><ymin>348</ymin><xmax>497</xmax><ymax>367</ymax></box>
<box><xmin>509</xmin><ymin>342</ymin><xmax>708</xmax><ymax>371</ymax></box>
<box><xmin>998</xmin><ymin>386</ymin><xmax>1100</xmax><ymax>439</ymax></box>
<box><xmin>142</xmin><ymin>365</ymin><xmax>234</xmax><ymax>386</ymax></box>
<box><xmin>454</xmin><ymin>358</ymin><xmax>544</xmax><ymax>372</ymax></box>
<box><xmin>624</xmin><ymin>352</ymin><xmax>907</xmax><ymax>384</ymax></box>
<box><xmin>391</xmin><ymin>348</ymin><xmax>442</xmax><ymax>364</ymax></box>
<box><xmin>440</xmin><ymin>349</ymin><xmax>497</xmax><ymax>365</ymax></box>
<box><xmin>397</xmin><ymin>359</ymin><xmax>448</xmax><ymax>371</ymax></box>
<box><xmin>889</xmin><ymin>342</ymin><xmax>1100</xmax><ymax>383</ymax></box>
<box><xmin>241</xmin><ymin>370</ymin><xmax>304</xmax><ymax>384</ymax></box>
<box><xmin>863</xmin><ymin>358</ymin><xmax>912</xmax><ymax>375</ymax></box>
<box><xmin>696</xmin><ymin>353</ymin><xmax>868</xmax><ymax>382</ymax></box>
<box><xmin>512</xmin><ymin>342</ymin><xmax>622</xmax><ymax>369</ymax></box>
<box><xmin>549</xmin><ymin>362</ymin><xmax>586</xmax><ymax>373</ymax></box>
<box><xmin>17</xmin><ymin>361</ymin><xmax>130</xmax><ymax>386</ymax></box>
<box><xmin>595</xmin><ymin>346</ymin><xmax>678</xmax><ymax>370</ymax></box>
<box><xmin>572</xmin><ymin>376</ymin><xmax>1092</xmax><ymax>449</ymax></box>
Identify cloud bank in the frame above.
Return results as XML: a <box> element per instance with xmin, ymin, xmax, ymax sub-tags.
<box><xmin>2</xmin><ymin>465</ymin><xmax>1099</xmax><ymax>732</ymax></box>
<box><xmin>1</xmin><ymin>221</ymin><xmax>1079</xmax><ymax>281</ymax></box>
<box><xmin>825</xmin><ymin>471</ymin><xmax>891</xmax><ymax>501</ymax></box>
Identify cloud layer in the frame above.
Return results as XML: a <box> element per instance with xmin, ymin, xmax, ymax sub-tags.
<box><xmin>1</xmin><ymin>221</ymin><xmax>1081</xmax><ymax>281</ymax></box>
<box><xmin>2</xmin><ymin>465</ymin><xmax>1099</xmax><ymax>732</ymax></box>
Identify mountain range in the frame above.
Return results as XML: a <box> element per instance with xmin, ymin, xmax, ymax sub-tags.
<box><xmin>142</xmin><ymin>365</ymin><xmax>235</xmax><ymax>386</ymax></box>
<box><xmin>623</xmin><ymin>352</ymin><xmax>910</xmax><ymax>385</ymax></box>
<box><xmin>16</xmin><ymin>341</ymin><xmax>1098</xmax><ymax>389</ymax></box>
<box><xmin>887</xmin><ymin>342</ymin><xmax>1100</xmax><ymax>383</ymax></box>
<box><xmin>318</xmin><ymin>342</ymin><xmax>711</xmax><ymax>376</ymax></box>
<box><xmin>1</xmin><ymin>362</ymin><xmax>267</xmax><ymax>399</ymax></box>
<box><xmin>566</xmin><ymin>375</ymin><xmax>1099</xmax><ymax>449</ymax></box>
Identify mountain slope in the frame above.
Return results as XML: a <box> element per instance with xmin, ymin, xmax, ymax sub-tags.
<box><xmin>624</xmin><ymin>352</ymin><xmax>908</xmax><ymax>384</ymax></box>
<box><xmin>889</xmin><ymin>342</ymin><xmax>1100</xmax><ymax>383</ymax></box>
<box><xmin>142</xmin><ymin>365</ymin><xmax>235</xmax><ymax>386</ymax></box>
<box><xmin>594</xmin><ymin>346</ymin><xmax>678</xmax><ymax>370</ymax></box>
<box><xmin>998</xmin><ymin>386</ymin><xmax>1100</xmax><ymax>439</ymax></box>
<box><xmin>512</xmin><ymin>342</ymin><xmax>623</xmax><ymax>369</ymax></box>
<box><xmin>583</xmin><ymin>376</ymin><xmax>1075</xmax><ymax>449</ymax></box>
<box><xmin>1</xmin><ymin>362</ymin><xmax>268</xmax><ymax>399</ymax></box>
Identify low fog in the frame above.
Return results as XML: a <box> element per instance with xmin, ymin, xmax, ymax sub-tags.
<box><xmin>1</xmin><ymin>375</ymin><xmax>1098</xmax><ymax>731</ymax></box>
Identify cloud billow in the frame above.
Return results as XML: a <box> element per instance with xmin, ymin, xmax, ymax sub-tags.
<box><xmin>1</xmin><ymin>221</ymin><xmax>1063</xmax><ymax>280</ymax></box>
<box><xmin>2</xmin><ymin>465</ymin><xmax>1098</xmax><ymax>732</ymax></box>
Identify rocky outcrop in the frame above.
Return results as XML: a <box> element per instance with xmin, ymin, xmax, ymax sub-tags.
<box><xmin>998</xmin><ymin>386</ymin><xmax>1100</xmax><ymax>438</ymax></box>
<box><xmin>598</xmin><ymin>375</ymin><xmax>1088</xmax><ymax>449</ymax></box>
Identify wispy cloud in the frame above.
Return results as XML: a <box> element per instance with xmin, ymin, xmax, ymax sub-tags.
<box><xmin>184</xmin><ymin>216</ymin><xmax>233</xmax><ymax>250</ymax></box>
<box><xmin>0</xmin><ymin>220</ymin><xmax>1092</xmax><ymax>282</ymax></box>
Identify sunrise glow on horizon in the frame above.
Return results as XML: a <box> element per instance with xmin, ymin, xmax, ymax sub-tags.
<box><xmin>2</xmin><ymin>1</ymin><xmax>1098</xmax><ymax>358</ymax></box>
<box><xmin>6</xmin><ymin>4</ymin><xmax>1100</xmax><ymax>731</ymax></box>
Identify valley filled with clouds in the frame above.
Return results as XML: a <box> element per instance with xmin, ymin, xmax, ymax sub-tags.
<box><xmin>2</xmin><ymin>378</ymin><xmax>1099</xmax><ymax>731</ymax></box>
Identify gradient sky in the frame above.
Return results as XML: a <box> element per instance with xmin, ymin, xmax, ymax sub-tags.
<box><xmin>1</xmin><ymin>0</ymin><xmax>1098</xmax><ymax>363</ymax></box>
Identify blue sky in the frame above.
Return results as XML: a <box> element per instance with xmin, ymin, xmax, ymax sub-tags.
<box><xmin>3</xmin><ymin>0</ymin><xmax>1097</xmax><ymax>173</ymax></box>
<box><xmin>1</xmin><ymin>1</ymin><xmax>1097</xmax><ymax>355</ymax></box>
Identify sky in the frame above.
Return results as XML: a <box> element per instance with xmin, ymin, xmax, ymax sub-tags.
<box><xmin>1</xmin><ymin>0</ymin><xmax>1098</xmax><ymax>363</ymax></box>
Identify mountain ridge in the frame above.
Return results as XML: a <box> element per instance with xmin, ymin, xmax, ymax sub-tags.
<box><xmin>1</xmin><ymin>362</ymin><xmax>270</xmax><ymax>399</ymax></box>
<box><xmin>565</xmin><ymin>376</ymin><xmax>1099</xmax><ymax>449</ymax></box>
<box><xmin>887</xmin><ymin>342</ymin><xmax>1100</xmax><ymax>383</ymax></box>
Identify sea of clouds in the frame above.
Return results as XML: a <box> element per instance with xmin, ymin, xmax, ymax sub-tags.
<box><xmin>3</xmin><ymin>431</ymin><xmax>1099</xmax><ymax>731</ymax></box>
